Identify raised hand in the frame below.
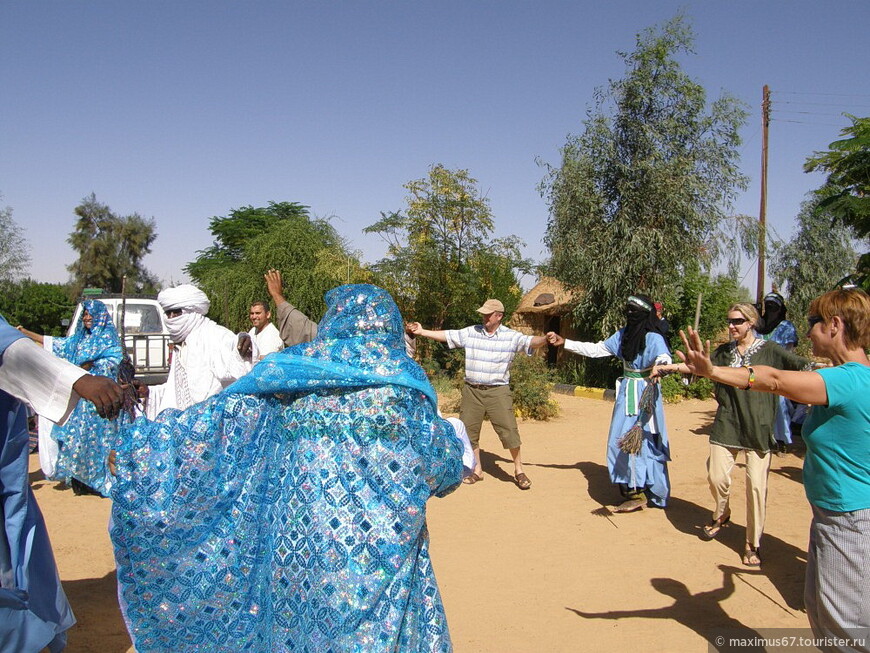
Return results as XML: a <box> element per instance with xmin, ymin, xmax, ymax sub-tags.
<box><xmin>677</xmin><ymin>327</ymin><xmax>714</xmax><ymax>378</ymax></box>
<box><xmin>264</xmin><ymin>269</ymin><xmax>285</xmax><ymax>303</ymax></box>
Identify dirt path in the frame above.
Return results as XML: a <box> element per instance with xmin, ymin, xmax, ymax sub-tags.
<box><xmin>32</xmin><ymin>394</ymin><xmax>813</xmax><ymax>652</ymax></box>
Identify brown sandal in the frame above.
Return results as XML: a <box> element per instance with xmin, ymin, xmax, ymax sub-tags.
<box><xmin>742</xmin><ymin>546</ymin><xmax>762</xmax><ymax>567</ymax></box>
<box><xmin>702</xmin><ymin>513</ymin><xmax>731</xmax><ymax>539</ymax></box>
<box><xmin>463</xmin><ymin>472</ymin><xmax>484</xmax><ymax>485</ymax></box>
<box><xmin>614</xmin><ymin>498</ymin><xmax>646</xmax><ymax>513</ymax></box>
<box><xmin>514</xmin><ymin>473</ymin><xmax>531</xmax><ymax>490</ymax></box>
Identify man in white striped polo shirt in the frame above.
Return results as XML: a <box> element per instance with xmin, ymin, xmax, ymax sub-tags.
<box><xmin>408</xmin><ymin>299</ymin><xmax>547</xmax><ymax>490</ymax></box>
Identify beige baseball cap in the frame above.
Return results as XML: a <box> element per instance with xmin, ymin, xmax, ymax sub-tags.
<box><xmin>476</xmin><ymin>299</ymin><xmax>505</xmax><ymax>314</ymax></box>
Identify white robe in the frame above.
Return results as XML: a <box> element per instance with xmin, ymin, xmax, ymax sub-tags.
<box><xmin>0</xmin><ymin>338</ymin><xmax>84</xmax><ymax>425</ymax></box>
<box><xmin>249</xmin><ymin>322</ymin><xmax>284</xmax><ymax>361</ymax></box>
<box><xmin>36</xmin><ymin>337</ymin><xmax>64</xmax><ymax>476</ymax></box>
<box><xmin>147</xmin><ymin>318</ymin><xmax>251</xmax><ymax>419</ymax></box>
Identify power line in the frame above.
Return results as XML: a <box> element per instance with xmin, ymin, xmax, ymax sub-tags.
<box><xmin>773</xmin><ymin>100</ymin><xmax>870</xmax><ymax>110</ymax></box>
<box><xmin>775</xmin><ymin>110</ymin><xmax>854</xmax><ymax>117</ymax></box>
<box><xmin>774</xmin><ymin>91</ymin><xmax>870</xmax><ymax>99</ymax></box>
<box><xmin>770</xmin><ymin>118</ymin><xmax>846</xmax><ymax>128</ymax></box>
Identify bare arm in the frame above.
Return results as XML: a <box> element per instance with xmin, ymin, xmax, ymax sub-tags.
<box><xmin>678</xmin><ymin>327</ymin><xmax>829</xmax><ymax>405</ymax></box>
<box><xmin>16</xmin><ymin>325</ymin><xmax>44</xmax><ymax>345</ymax></box>
<box><xmin>530</xmin><ymin>335</ymin><xmax>547</xmax><ymax>349</ymax></box>
<box><xmin>650</xmin><ymin>361</ymin><xmax>691</xmax><ymax>379</ymax></box>
<box><xmin>406</xmin><ymin>322</ymin><xmax>448</xmax><ymax>343</ymax></box>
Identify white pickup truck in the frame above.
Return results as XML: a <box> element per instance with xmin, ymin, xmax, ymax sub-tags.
<box><xmin>66</xmin><ymin>295</ymin><xmax>171</xmax><ymax>385</ymax></box>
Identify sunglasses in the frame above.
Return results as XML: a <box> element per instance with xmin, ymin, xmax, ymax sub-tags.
<box><xmin>807</xmin><ymin>315</ymin><xmax>824</xmax><ymax>329</ymax></box>
<box><xmin>726</xmin><ymin>318</ymin><xmax>748</xmax><ymax>326</ymax></box>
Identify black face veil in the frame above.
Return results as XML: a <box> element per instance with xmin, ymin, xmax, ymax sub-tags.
<box><xmin>620</xmin><ymin>294</ymin><xmax>659</xmax><ymax>361</ymax></box>
<box><xmin>756</xmin><ymin>292</ymin><xmax>787</xmax><ymax>336</ymax></box>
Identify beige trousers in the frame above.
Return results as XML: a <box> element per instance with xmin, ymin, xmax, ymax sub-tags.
<box><xmin>707</xmin><ymin>443</ymin><xmax>772</xmax><ymax>549</ymax></box>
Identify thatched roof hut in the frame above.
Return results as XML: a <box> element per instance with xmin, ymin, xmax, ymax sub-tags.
<box><xmin>512</xmin><ymin>277</ymin><xmax>574</xmax><ymax>318</ymax></box>
<box><xmin>508</xmin><ymin>277</ymin><xmax>578</xmax><ymax>365</ymax></box>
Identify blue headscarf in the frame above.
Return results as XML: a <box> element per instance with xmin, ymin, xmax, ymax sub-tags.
<box><xmin>56</xmin><ymin>299</ymin><xmax>124</xmax><ymax>368</ymax></box>
<box><xmin>228</xmin><ymin>284</ymin><xmax>437</xmax><ymax>406</ymax></box>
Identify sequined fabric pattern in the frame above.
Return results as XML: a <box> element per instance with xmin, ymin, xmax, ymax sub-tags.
<box><xmin>111</xmin><ymin>285</ymin><xmax>462</xmax><ymax>651</ymax></box>
<box><xmin>51</xmin><ymin>299</ymin><xmax>126</xmax><ymax>494</ymax></box>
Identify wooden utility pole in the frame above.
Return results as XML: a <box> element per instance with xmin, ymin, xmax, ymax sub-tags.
<box><xmin>757</xmin><ymin>85</ymin><xmax>771</xmax><ymax>304</ymax></box>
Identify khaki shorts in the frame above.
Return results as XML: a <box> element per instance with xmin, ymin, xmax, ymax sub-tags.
<box><xmin>460</xmin><ymin>383</ymin><xmax>522</xmax><ymax>449</ymax></box>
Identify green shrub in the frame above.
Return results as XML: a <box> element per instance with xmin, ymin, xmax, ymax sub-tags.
<box><xmin>660</xmin><ymin>374</ymin><xmax>714</xmax><ymax>402</ymax></box>
<box><xmin>684</xmin><ymin>376</ymin><xmax>714</xmax><ymax>400</ymax></box>
<box><xmin>429</xmin><ymin>374</ymin><xmax>462</xmax><ymax>415</ymax></box>
<box><xmin>510</xmin><ymin>355</ymin><xmax>559</xmax><ymax>421</ymax></box>
<box><xmin>660</xmin><ymin>375</ymin><xmax>686</xmax><ymax>403</ymax></box>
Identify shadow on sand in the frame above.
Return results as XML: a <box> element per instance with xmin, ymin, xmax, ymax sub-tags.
<box><xmin>567</xmin><ymin>566</ymin><xmax>768</xmax><ymax>651</ymax></box>
<box><xmin>63</xmin><ymin>570</ymin><xmax>132</xmax><ymax>653</ymax></box>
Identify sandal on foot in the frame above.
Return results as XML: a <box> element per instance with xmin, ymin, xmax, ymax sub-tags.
<box><xmin>614</xmin><ymin>498</ymin><xmax>646</xmax><ymax>513</ymax></box>
<box><xmin>702</xmin><ymin>513</ymin><xmax>731</xmax><ymax>539</ymax></box>
<box><xmin>742</xmin><ymin>546</ymin><xmax>762</xmax><ymax>567</ymax></box>
<box><xmin>462</xmin><ymin>472</ymin><xmax>483</xmax><ymax>485</ymax></box>
<box><xmin>514</xmin><ymin>473</ymin><xmax>531</xmax><ymax>490</ymax></box>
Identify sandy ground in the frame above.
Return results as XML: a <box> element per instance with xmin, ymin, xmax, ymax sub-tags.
<box><xmin>31</xmin><ymin>394</ymin><xmax>814</xmax><ymax>652</ymax></box>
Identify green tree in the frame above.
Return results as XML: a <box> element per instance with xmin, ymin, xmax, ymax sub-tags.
<box><xmin>770</xmin><ymin>194</ymin><xmax>860</xmax><ymax>329</ymax></box>
<box><xmin>0</xmin><ymin>199</ymin><xmax>31</xmax><ymax>283</ymax></box>
<box><xmin>0</xmin><ymin>279</ymin><xmax>75</xmax><ymax>335</ymax></box>
<box><xmin>669</xmin><ymin>266</ymin><xmax>750</xmax><ymax>344</ymax></box>
<box><xmin>804</xmin><ymin>115</ymin><xmax>870</xmax><ymax>289</ymax></box>
<box><xmin>185</xmin><ymin>202</ymin><xmax>311</xmax><ymax>280</ymax></box>
<box><xmin>366</xmin><ymin>164</ymin><xmax>529</xmax><ymax>333</ymax></box>
<box><xmin>67</xmin><ymin>193</ymin><xmax>159</xmax><ymax>296</ymax></box>
<box><xmin>540</xmin><ymin>15</ymin><xmax>749</xmax><ymax>341</ymax></box>
<box><xmin>187</xmin><ymin>202</ymin><xmax>364</xmax><ymax>331</ymax></box>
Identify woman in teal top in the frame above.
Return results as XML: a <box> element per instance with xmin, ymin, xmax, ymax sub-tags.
<box><xmin>677</xmin><ymin>288</ymin><xmax>870</xmax><ymax>650</ymax></box>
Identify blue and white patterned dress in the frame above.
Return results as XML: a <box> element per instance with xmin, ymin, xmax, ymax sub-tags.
<box><xmin>48</xmin><ymin>299</ymin><xmax>125</xmax><ymax>495</ymax></box>
<box><xmin>110</xmin><ymin>285</ymin><xmax>463</xmax><ymax>652</ymax></box>
<box><xmin>762</xmin><ymin>320</ymin><xmax>799</xmax><ymax>444</ymax></box>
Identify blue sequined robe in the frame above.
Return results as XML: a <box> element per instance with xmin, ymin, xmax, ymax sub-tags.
<box><xmin>48</xmin><ymin>300</ymin><xmax>124</xmax><ymax>495</ymax></box>
<box><xmin>111</xmin><ymin>285</ymin><xmax>463</xmax><ymax>652</ymax></box>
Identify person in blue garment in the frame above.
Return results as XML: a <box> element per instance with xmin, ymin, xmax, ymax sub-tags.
<box><xmin>756</xmin><ymin>292</ymin><xmax>800</xmax><ymax>452</ymax></box>
<box><xmin>18</xmin><ymin>299</ymin><xmax>125</xmax><ymax>496</ymax></box>
<box><xmin>109</xmin><ymin>284</ymin><xmax>465</xmax><ymax>653</ymax></box>
<box><xmin>547</xmin><ymin>294</ymin><xmax>672</xmax><ymax>513</ymax></box>
<box><xmin>0</xmin><ymin>314</ymin><xmax>123</xmax><ymax>653</ymax></box>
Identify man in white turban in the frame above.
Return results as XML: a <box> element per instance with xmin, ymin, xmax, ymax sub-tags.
<box><xmin>143</xmin><ymin>284</ymin><xmax>253</xmax><ymax>418</ymax></box>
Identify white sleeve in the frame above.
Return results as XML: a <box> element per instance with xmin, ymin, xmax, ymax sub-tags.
<box><xmin>0</xmin><ymin>338</ymin><xmax>86</xmax><ymax>425</ymax></box>
<box><xmin>445</xmin><ymin>417</ymin><xmax>476</xmax><ymax>477</ymax></box>
<box><xmin>563</xmin><ymin>339</ymin><xmax>612</xmax><ymax>358</ymax></box>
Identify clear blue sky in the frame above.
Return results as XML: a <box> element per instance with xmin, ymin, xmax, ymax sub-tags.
<box><xmin>3</xmin><ymin>1</ymin><xmax>868</xmax><ymax>293</ymax></box>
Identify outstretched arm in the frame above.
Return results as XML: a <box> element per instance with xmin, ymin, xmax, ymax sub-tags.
<box><xmin>72</xmin><ymin>374</ymin><xmax>125</xmax><ymax>419</ymax></box>
<box><xmin>678</xmin><ymin>327</ymin><xmax>829</xmax><ymax>405</ymax></box>
<box><xmin>16</xmin><ymin>325</ymin><xmax>44</xmax><ymax>345</ymax></box>
<box><xmin>546</xmin><ymin>332</ymin><xmax>611</xmax><ymax>358</ymax></box>
<box><xmin>406</xmin><ymin>322</ymin><xmax>448</xmax><ymax>343</ymax></box>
